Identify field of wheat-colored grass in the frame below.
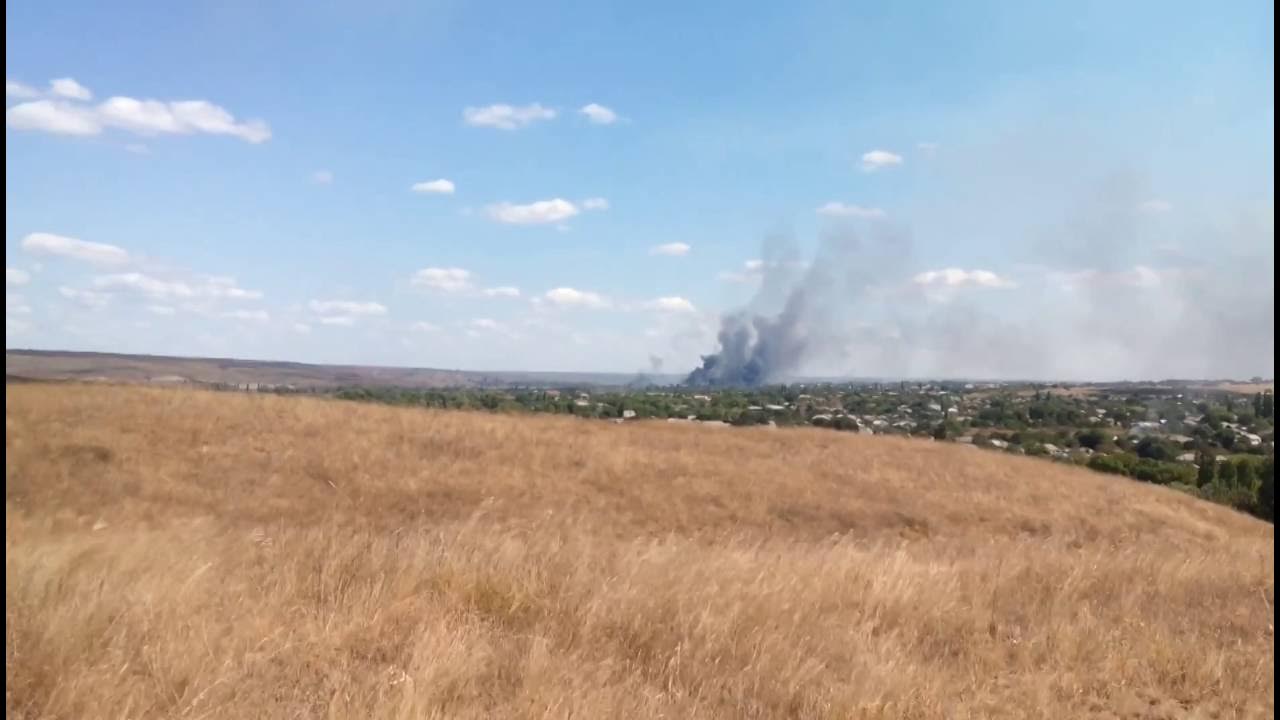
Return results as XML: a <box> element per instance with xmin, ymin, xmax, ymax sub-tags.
<box><xmin>5</xmin><ymin>383</ymin><xmax>1274</xmax><ymax>719</ymax></box>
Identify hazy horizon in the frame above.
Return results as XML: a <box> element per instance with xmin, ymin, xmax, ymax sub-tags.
<box><xmin>6</xmin><ymin>347</ymin><xmax>1274</xmax><ymax>387</ymax></box>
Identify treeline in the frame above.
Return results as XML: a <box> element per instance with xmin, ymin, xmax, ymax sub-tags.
<box><xmin>1086</xmin><ymin>451</ymin><xmax>1273</xmax><ymax>521</ymax></box>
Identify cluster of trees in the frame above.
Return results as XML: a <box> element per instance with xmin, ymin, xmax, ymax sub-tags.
<box><xmin>1086</xmin><ymin>450</ymin><xmax>1273</xmax><ymax>521</ymax></box>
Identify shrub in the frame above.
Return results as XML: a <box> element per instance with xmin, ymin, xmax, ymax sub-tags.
<box><xmin>1135</xmin><ymin>436</ymin><xmax>1179</xmax><ymax>462</ymax></box>
<box><xmin>1076</xmin><ymin>429</ymin><xmax>1106</xmax><ymax>451</ymax></box>
<box><xmin>1087</xmin><ymin>454</ymin><xmax>1132</xmax><ymax>476</ymax></box>
<box><xmin>1260</xmin><ymin>457</ymin><xmax>1274</xmax><ymax>521</ymax></box>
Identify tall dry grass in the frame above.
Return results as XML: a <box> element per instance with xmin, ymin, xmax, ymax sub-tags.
<box><xmin>5</xmin><ymin>384</ymin><xmax>1274</xmax><ymax>719</ymax></box>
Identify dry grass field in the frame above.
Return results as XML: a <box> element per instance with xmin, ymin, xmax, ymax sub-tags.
<box><xmin>5</xmin><ymin>384</ymin><xmax>1274</xmax><ymax>719</ymax></box>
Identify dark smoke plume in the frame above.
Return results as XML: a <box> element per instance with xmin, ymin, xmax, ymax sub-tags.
<box><xmin>685</xmin><ymin>225</ymin><xmax>903</xmax><ymax>386</ymax></box>
<box><xmin>685</xmin><ymin>295</ymin><xmax>808</xmax><ymax>386</ymax></box>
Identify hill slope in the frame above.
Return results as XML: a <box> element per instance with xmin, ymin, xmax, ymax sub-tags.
<box><xmin>5</xmin><ymin>385</ymin><xmax>1274</xmax><ymax>719</ymax></box>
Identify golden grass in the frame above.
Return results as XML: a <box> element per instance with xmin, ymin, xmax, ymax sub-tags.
<box><xmin>5</xmin><ymin>384</ymin><xmax>1274</xmax><ymax>719</ymax></box>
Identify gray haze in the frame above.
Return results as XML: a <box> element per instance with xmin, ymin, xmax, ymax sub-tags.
<box><xmin>685</xmin><ymin>174</ymin><xmax>1273</xmax><ymax>385</ymax></box>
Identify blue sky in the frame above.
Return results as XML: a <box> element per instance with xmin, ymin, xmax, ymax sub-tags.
<box><xmin>5</xmin><ymin>0</ymin><xmax>1275</xmax><ymax>379</ymax></box>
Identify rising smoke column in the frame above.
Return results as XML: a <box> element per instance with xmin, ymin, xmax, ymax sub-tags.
<box><xmin>684</xmin><ymin>226</ymin><xmax>900</xmax><ymax>387</ymax></box>
<box><xmin>684</xmin><ymin>293</ymin><xmax>810</xmax><ymax>386</ymax></box>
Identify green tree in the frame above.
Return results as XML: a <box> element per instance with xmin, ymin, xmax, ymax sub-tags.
<box><xmin>1088</xmin><ymin>454</ymin><xmax>1132</xmax><ymax>476</ymax></box>
<box><xmin>1259</xmin><ymin>457</ymin><xmax>1274</xmax><ymax>521</ymax></box>
<box><xmin>1196</xmin><ymin>454</ymin><xmax>1215</xmax><ymax>487</ymax></box>
<box><xmin>1233</xmin><ymin>458</ymin><xmax>1257</xmax><ymax>489</ymax></box>
<box><xmin>1214</xmin><ymin>428</ymin><xmax>1237</xmax><ymax>451</ymax></box>
<box><xmin>1135</xmin><ymin>436</ymin><xmax>1177</xmax><ymax>462</ymax></box>
<box><xmin>1076</xmin><ymin>428</ymin><xmax>1107</xmax><ymax>451</ymax></box>
<box><xmin>1218</xmin><ymin>460</ymin><xmax>1237</xmax><ymax>488</ymax></box>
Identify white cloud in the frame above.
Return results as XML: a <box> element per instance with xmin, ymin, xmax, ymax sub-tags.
<box><xmin>6</xmin><ymin>101</ymin><xmax>100</xmax><ymax>136</ymax></box>
<box><xmin>292</xmin><ymin>322</ymin><xmax>312</xmax><ymax>334</ymax></box>
<box><xmin>88</xmin><ymin>272</ymin><xmax>261</xmax><ymax>302</ymax></box>
<box><xmin>487</xmin><ymin>198</ymin><xmax>579</xmax><ymax>225</ymax></box>
<box><xmin>6</xmin><ymin>79</ymin><xmax>39</xmax><ymax>99</ymax></box>
<box><xmin>412</xmin><ymin>178</ymin><xmax>455</xmax><ymax>194</ymax></box>
<box><xmin>650</xmin><ymin>242</ymin><xmax>691</xmax><ymax>256</ymax></box>
<box><xmin>412</xmin><ymin>267</ymin><xmax>473</xmax><ymax>293</ymax></box>
<box><xmin>581</xmin><ymin>197</ymin><xmax>609</xmax><ymax>211</ymax></box>
<box><xmin>124</xmin><ymin>143</ymin><xmax>150</xmax><ymax>154</ymax></box>
<box><xmin>465</xmin><ymin>317</ymin><xmax>520</xmax><ymax>339</ymax></box>
<box><xmin>146</xmin><ymin>304</ymin><xmax>176</xmax><ymax>315</ymax></box>
<box><xmin>543</xmin><ymin>287</ymin><xmax>609</xmax><ymax>308</ymax></box>
<box><xmin>308</xmin><ymin>299</ymin><xmax>383</xmax><ymax>328</ymax></box>
<box><xmin>94</xmin><ymin>272</ymin><xmax>195</xmax><ymax>299</ymax></box>
<box><xmin>412</xmin><ymin>321</ymin><xmax>441</xmax><ymax>332</ymax></box>
<box><xmin>49</xmin><ymin>77</ymin><xmax>92</xmax><ymax>101</ymax></box>
<box><xmin>860</xmin><ymin>149</ymin><xmax>903</xmax><ymax>172</ymax></box>
<box><xmin>7</xmin><ymin>318</ymin><xmax>30</xmax><ymax>332</ymax></box>
<box><xmin>22</xmin><ymin>232</ymin><xmax>129</xmax><ymax>266</ymax></box>
<box><xmin>311</xmin><ymin>170</ymin><xmax>334</xmax><ymax>185</ymax></box>
<box><xmin>644</xmin><ymin>296</ymin><xmax>696</xmax><ymax>313</ymax></box>
<box><xmin>7</xmin><ymin>294</ymin><xmax>31</xmax><ymax>315</ymax></box>
<box><xmin>482</xmin><ymin>286</ymin><xmax>521</xmax><ymax>298</ymax></box>
<box><xmin>7</xmin><ymin>86</ymin><xmax>270</xmax><ymax>143</ymax></box>
<box><xmin>308</xmin><ymin>299</ymin><xmax>388</xmax><ymax>316</ymax></box>
<box><xmin>7</xmin><ymin>268</ymin><xmax>30</xmax><ymax>286</ymax></box>
<box><xmin>719</xmin><ymin>259</ymin><xmax>766</xmax><ymax>283</ymax></box>
<box><xmin>200</xmin><ymin>276</ymin><xmax>263</xmax><ymax>300</ymax></box>
<box><xmin>912</xmin><ymin>268</ymin><xmax>1016</xmax><ymax>289</ymax></box>
<box><xmin>57</xmin><ymin>286</ymin><xmax>111</xmax><ymax>309</ymax></box>
<box><xmin>1138</xmin><ymin>199</ymin><xmax>1173</xmax><ymax>214</ymax></box>
<box><xmin>223</xmin><ymin>309</ymin><xmax>269</xmax><ymax>323</ymax></box>
<box><xmin>579</xmin><ymin>103</ymin><xmax>618</xmax><ymax>125</ymax></box>
<box><xmin>462</xmin><ymin>103</ymin><xmax>556</xmax><ymax>130</ymax></box>
<box><xmin>816</xmin><ymin>202</ymin><xmax>886</xmax><ymax>218</ymax></box>
<box><xmin>101</xmin><ymin>98</ymin><xmax>270</xmax><ymax>142</ymax></box>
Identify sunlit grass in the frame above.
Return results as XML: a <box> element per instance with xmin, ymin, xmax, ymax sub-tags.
<box><xmin>6</xmin><ymin>384</ymin><xmax>1273</xmax><ymax>718</ymax></box>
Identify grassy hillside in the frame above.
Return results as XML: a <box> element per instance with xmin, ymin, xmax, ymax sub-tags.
<box><xmin>5</xmin><ymin>384</ymin><xmax>1274</xmax><ymax>719</ymax></box>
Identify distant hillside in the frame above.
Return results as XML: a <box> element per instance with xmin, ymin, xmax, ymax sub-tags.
<box><xmin>6</xmin><ymin>383</ymin><xmax>1273</xmax><ymax>719</ymax></box>
<box><xmin>4</xmin><ymin>349</ymin><xmax>680</xmax><ymax>389</ymax></box>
